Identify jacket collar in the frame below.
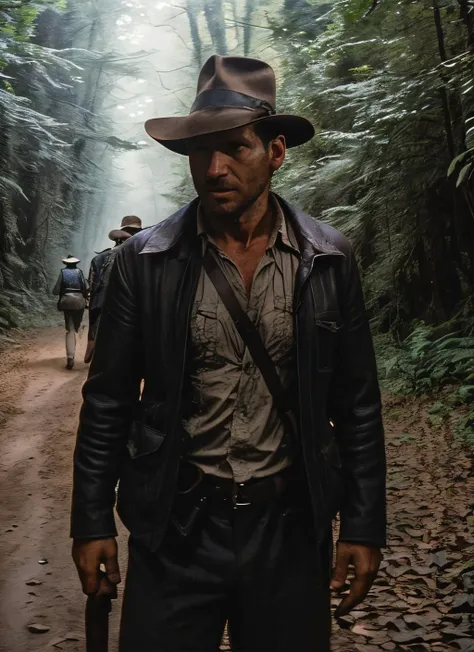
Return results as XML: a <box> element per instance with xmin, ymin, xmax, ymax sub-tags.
<box><xmin>139</xmin><ymin>194</ymin><xmax>343</xmax><ymax>258</ymax></box>
<box><xmin>274</xmin><ymin>194</ymin><xmax>344</xmax><ymax>258</ymax></box>
<box><xmin>139</xmin><ymin>198</ymin><xmax>199</xmax><ymax>255</ymax></box>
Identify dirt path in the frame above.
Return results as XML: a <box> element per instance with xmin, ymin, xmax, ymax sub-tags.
<box><xmin>0</xmin><ymin>327</ymin><xmax>125</xmax><ymax>652</ymax></box>
<box><xmin>0</xmin><ymin>328</ymin><xmax>472</xmax><ymax>652</ymax></box>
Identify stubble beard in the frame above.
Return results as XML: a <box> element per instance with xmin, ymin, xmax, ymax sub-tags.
<box><xmin>203</xmin><ymin>178</ymin><xmax>270</xmax><ymax>225</ymax></box>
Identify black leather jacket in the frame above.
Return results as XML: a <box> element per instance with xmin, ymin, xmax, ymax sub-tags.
<box><xmin>87</xmin><ymin>249</ymin><xmax>112</xmax><ymax>312</ymax></box>
<box><xmin>71</xmin><ymin>196</ymin><xmax>386</xmax><ymax>551</ymax></box>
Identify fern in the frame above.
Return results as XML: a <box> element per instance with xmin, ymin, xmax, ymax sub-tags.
<box><xmin>381</xmin><ymin>324</ymin><xmax>474</xmax><ymax>395</ymax></box>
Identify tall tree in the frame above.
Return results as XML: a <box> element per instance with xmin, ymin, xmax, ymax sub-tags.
<box><xmin>203</xmin><ymin>0</ymin><xmax>228</xmax><ymax>54</ymax></box>
<box><xmin>273</xmin><ymin>0</ymin><xmax>474</xmax><ymax>336</ymax></box>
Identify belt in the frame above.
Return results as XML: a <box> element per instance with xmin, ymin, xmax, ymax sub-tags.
<box><xmin>202</xmin><ymin>470</ymin><xmax>290</xmax><ymax>508</ymax></box>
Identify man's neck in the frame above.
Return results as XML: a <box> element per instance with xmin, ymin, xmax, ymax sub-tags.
<box><xmin>203</xmin><ymin>191</ymin><xmax>275</xmax><ymax>250</ymax></box>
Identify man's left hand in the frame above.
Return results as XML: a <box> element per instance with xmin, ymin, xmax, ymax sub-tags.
<box><xmin>330</xmin><ymin>541</ymin><xmax>382</xmax><ymax>617</ymax></box>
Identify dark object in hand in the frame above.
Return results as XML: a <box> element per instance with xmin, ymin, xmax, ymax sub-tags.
<box><xmin>86</xmin><ymin>592</ymin><xmax>112</xmax><ymax>652</ymax></box>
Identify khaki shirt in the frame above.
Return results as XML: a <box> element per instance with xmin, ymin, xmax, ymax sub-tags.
<box><xmin>183</xmin><ymin>200</ymin><xmax>300</xmax><ymax>483</ymax></box>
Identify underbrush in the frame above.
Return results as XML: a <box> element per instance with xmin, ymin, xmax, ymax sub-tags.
<box><xmin>375</xmin><ymin>323</ymin><xmax>474</xmax><ymax>443</ymax></box>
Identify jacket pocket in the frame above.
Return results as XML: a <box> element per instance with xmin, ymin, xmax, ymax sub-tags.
<box><xmin>127</xmin><ymin>421</ymin><xmax>165</xmax><ymax>459</ymax></box>
<box><xmin>124</xmin><ymin>421</ymin><xmax>166</xmax><ymax>486</ymax></box>
<box><xmin>314</xmin><ymin>310</ymin><xmax>343</xmax><ymax>372</ymax></box>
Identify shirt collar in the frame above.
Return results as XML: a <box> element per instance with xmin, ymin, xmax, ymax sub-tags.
<box><xmin>270</xmin><ymin>195</ymin><xmax>300</xmax><ymax>255</ymax></box>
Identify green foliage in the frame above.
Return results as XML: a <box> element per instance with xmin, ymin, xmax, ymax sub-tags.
<box><xmin>274</xmin><ymin>0</ymin><xmax>474</xmax><ymax>336</ymax></box>
<box><xmin>381</xmin><ymin>324</ymin><xmax>474</xmax><ymax>395</ymax></box>
<box><xmin>454</xmin><ymin>410</ymin><xmax>474</xmax><ymax>443</ymax></box>
<box><xmin>0</xmin><ymin>1</ymin><xmax>63</xmax><ymax>51</ymax></box>
<box><xmin>427</xmin><ymin>401</ymin><xmax>450</xmax><ymax>426</ymax></box>
<box><xmin>0</xmin><ymin>0</ymin><xmax>145</xmax><ymax>329</ymax></box>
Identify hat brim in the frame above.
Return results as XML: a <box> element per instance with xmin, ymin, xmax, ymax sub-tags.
<box><xmin>108</xmin><ymin>229</ymin><xmax>133</xmax><ymax>242</ymax></box>
<box><xmin>62</xmin><ymin>257</ymin><xmax>80</xmax><ymax>264</ymax></box>
<box><xmin>144</xmin><ymin>109</ymin><xmax>315</xmax><ymax>155</ymax></box>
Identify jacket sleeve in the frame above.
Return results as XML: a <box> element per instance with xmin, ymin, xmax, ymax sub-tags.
<box><xmin>328</xmin><ymin>245</ymin><xmax>387</xmax><ymax>549</ymax></box>
<box><xmin>88</xmin><ymin>261</ymin><xmax>95</xmax><ymax>288</ymax></box>
<box><xmin>70</xmin><ymin>246</ymin><xmax>143</xmax><ymax>539</ymax></box>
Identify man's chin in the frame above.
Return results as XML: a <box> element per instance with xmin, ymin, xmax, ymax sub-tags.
<box><xmin>201</xmin><ymin>197</ymin><xmax>240</xmax><ymax>219</ymax></box>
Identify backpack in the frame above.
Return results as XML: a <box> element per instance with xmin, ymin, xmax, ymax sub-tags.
<box><xmin>57</xmin><ymin>268</ymin><xmax>87</xmax><ymax>311</ymax></box>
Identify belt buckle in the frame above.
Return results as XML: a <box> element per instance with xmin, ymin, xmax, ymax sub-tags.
<box><xmin>233</xmin><ymin>482</ymin><xmax>251</xmax><ymax>508</ymax></box>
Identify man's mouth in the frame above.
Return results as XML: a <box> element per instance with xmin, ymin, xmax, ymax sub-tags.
<box><xmin>208</xmin><ymin>188</ymin><xmax>235</xmax><ymax>195</ymax></box>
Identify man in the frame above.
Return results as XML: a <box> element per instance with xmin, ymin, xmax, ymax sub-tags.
<box><xmin>71</xmin><ymin>55</ymin><xmax>386</xmax><ymax>652</ymax></box>
<box><xmin>52</xmin><ymin>254</ymin><xmax>88</xmax><ymax>370</ymax></box>
<box><xmin>84</xmin><ymin>215</ymin><xmax>142</xmax><ymax>363</ymax></box>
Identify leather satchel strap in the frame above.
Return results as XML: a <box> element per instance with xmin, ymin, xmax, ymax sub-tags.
<box><xmin>202</xmin><ymin>249</ymin><xmax>292</xmax><ymax>414</ymax></box>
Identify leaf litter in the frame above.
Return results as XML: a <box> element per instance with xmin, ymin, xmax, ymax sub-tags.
<box><xmin>330</xmin><ymin>396</ymin><xmax>474</xmax><ymax>652</ymax></box>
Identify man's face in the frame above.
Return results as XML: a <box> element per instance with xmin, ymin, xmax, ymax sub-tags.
<box><xmin>187</xmin><ymin>124</ymin><xmax>285</xmax><ymax>220</ymax></box>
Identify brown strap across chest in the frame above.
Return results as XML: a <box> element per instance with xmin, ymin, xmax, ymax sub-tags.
<box><xmin>202</xmin><ymin>249</ymin><xmax>296</xmax><ymax>428</ymax></box>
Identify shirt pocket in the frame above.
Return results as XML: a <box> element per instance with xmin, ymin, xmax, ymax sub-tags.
<box><xmin>314</xmin><ymin>310</ymin><xmax>344</xmax><ymax>372</ymax></box>
<box><xmin>190</xmin><ymin>305</ymin><xmax>218</xmax><ymax>360</ymax></box>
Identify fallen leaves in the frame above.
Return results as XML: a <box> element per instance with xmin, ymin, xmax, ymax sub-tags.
<box><xmin>27</xmin><ymin>623</ymin><xmax>50</xmax><ymax>634</ymax></box>
<box><xmin>329</xmin><ymin>396</ymin><xmax>474</xmax><ymax>652</ymax></box>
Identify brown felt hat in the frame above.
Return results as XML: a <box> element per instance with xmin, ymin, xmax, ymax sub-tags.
<box><xmin>109</xmin><ymin>215</ymin><xmax>142</xmax><ymax>241</ymax></box>
<box><xmin>144</xmin><ymin>55</ymin><xmax>315</xmax><ymax>155</ymax></box>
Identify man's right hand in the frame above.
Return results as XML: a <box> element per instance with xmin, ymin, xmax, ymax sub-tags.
<box><xmin>72</xmin><ymin>537</ymin><xmax>120</xmax><ymax>596</ymax></box>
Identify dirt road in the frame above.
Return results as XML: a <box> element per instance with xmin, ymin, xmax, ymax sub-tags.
<box><xmin>0</xmin><ymin>327</ymin><xmax>472</xmax><ymax>652</ymax></box>
<box><xmin>0</xmin><ymin>327</ymin><xmax>114</xmax><ymax>652</ymax></box>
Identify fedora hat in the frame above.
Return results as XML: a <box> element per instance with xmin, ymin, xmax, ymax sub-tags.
<box><xmin>62</xmin><ymin>254</ymin><xmax>80</xmax><ymax>265</ymax></box>
<box><xmin>145</xmin><ymin>55</ymin><xmax>314</xmax><ymax>155</ymax></box>
<box><xmin>109</xmin><ymin>215</ymin><xmax>142</xmax><ymax>242</ymax></box>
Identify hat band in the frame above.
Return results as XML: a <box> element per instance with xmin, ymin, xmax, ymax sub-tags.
<box><xmin>191</xmin><ymin>88</ymin><xmax>275</xmax><ymax>116</ymax></box>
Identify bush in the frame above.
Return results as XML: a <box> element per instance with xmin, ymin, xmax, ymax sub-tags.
<box><xmin>381</xmin><ymin>324</ymin><xmax>474</xmax><ymax>396</ymax></box>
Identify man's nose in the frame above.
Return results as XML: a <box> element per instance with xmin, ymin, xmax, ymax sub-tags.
<box><xmin>206</xmin><ymin>151</ymin><xmax>227</xmax><ymax>179</ymax></box>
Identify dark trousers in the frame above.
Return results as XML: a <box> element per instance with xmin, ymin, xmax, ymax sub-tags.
<box><xmin>119</xmin><ymin>495</ymin><xmax>332</xmax><ymax>652</ymax></box>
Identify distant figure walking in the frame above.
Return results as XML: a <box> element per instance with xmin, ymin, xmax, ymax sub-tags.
<box><xmin>84</xmin><ymin>215</ymin><xmax>142</xmax><ymax>363</ymax></box>
<box><xmin>52</xmin><ymin>255</ymin><xmax>88</xmax><ymax>370</ymax></box>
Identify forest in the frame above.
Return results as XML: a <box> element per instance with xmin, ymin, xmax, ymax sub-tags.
<box><xmin>0</xmin><ymin>3</ymin><xmax>473</xmax><ymax>651</ymax></box>
<box><xmin>0</xmin><ymin>0</ymin><xmax>473</xmax><ymax>435</ymax></box>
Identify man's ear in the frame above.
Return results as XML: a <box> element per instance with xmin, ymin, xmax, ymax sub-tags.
<box><xmin>270</xmin><ymin>135</ymin><xmax>286</xmax><ymax>173</ymax></box>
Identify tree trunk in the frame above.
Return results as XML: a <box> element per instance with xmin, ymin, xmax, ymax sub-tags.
<box><xmin>186</xmin><ymin>0</ymin><xmax>203</xmax><ymax>65</ymax></box>
<box><xmin>204</xmin><ymin>0</ymin><xmax>228</xmax><ymax>55</ymax></box>
<box><xmin>243</xmin><ymin>0</ymin><xmax>257</xmax><ymax>56</ymax></box>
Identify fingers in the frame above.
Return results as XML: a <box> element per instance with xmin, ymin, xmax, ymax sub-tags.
<box><xmin>72</xmin><ymin>541</ymin><xmax>100</xmax><ymax>595</ymax></box>
<box><xmin>334</xmin><ymin>573</ymin><xmax>373</xmax><ymax>618</ymax></box>
<box><xmin>104</xmin><ymin>547</ymin><xmax>121</xmax><ymax>586</ymax></box>
<box><xmin>330</xmin><ymin>542</ymin><xmax>350</xmax><ymax>591</ymax></box>
<box><xmin>95</xmin><ymin>571</ymin><xmax>118</xmax><ymax>599</ymax></box>
<box><xmin>333</xmin><ymin>544</ymin><xmax>382</xmax><ymax>618</ymax></box>
<box><xmin>72</xmin><ymin>538</ymin><xmax>119</xmax><ymax>596</ymax></box>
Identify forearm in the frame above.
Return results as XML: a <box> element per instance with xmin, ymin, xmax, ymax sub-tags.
<box><xmin>338</xmin><ymin>421</ymin><xmax>386</xmax><ymax>548</ymax></box>
<box><xmin>332</xmin><ymin>351</ymin><xmax>386</xmax><ymax>547</ymax></box>
<box><xmin>330</xmin><ymin>249</ymin><xmax>387</xmax><ymax>548</ymax></box>
<box><xmin>71</xmin><ymin>249</ymin><xmax>143</xmax><ymax>538</ymax></box>
<box><xmin>71</xmin><ymin>384</ymin><xmax>136</xmax><ymax>538</ymax></box>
